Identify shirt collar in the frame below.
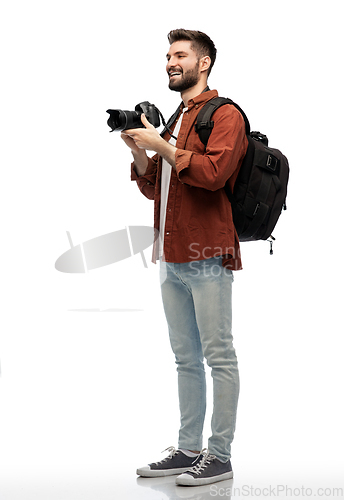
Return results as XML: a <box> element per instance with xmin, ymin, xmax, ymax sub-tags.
<box><xmin>187</xmin><ymin>89</ymin><xmax>219</xmax><ymax>110</ymax></box>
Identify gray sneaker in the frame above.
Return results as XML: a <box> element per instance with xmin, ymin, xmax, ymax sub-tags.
<box><xmin>136</xmin><ymin>446</ymin><xmax>202</xmax><ymax>477</ymax></box>
<box><xmin>176</xmin><ymin>449</ymin><xmax>233</xmax><ymax>486</ymax></box>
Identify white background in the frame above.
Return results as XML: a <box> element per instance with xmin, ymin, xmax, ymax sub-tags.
<box><xmin>0</xmin><ymin>0</ymin><xmax>343</xmax><ymax>498</ymax></box>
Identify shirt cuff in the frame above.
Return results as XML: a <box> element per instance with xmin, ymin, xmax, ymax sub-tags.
<box><xmin>130</xmin><ymin>156</ymin><xmax>157</xmax><ymax>182</ymax></box>
<box><xmin>175</xmin><ymin>149</ymin><xmax>193</xmax><ymax>181</ymax></box>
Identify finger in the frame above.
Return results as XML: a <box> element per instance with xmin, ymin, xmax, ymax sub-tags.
<box><xmin>121</xmin><ymin>134</ymin><xmax>134</xmax><ymax>144</ymax></box>
<box><xmin>141</xmin><ymin>114</ymin><xmax>153</xmax><ymax>128</ymax></box>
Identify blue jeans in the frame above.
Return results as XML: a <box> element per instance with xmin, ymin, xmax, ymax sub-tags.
<box><xmin>160</xmin><ymin>257</ymin><xmax>239</xmax><ymax>462</ymax></box>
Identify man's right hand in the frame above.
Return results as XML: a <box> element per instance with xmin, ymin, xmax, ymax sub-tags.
<box><xmin>121</xmin><ymin>132</ymin><xmax>149</xmax><ymax>176</ymax></box>
<box><xmin>121</xmin><ymin>132</ymin><xmax>140</xmax><ymax>154</ymax></box>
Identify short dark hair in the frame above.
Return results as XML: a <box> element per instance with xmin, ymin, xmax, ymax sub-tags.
<box><xmin>167</xmin><ymin>29</ymin><xmax>217</xmax><ymax>75</ymax></box>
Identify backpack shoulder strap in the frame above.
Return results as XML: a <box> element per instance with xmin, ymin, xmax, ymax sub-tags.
<box><xmin>195</xmin><ymin>97</ymin><xmax>251</xmax><ymax>147</ymax></box>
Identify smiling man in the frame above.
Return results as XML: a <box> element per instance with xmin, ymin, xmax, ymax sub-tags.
<box><xmin>121</xmin><ymin>29</ymin><xmax>248</xmax><ymax>487</ymax></box>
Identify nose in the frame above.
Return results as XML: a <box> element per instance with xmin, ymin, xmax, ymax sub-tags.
<box><xmin>167</xmin><ymin>61</ymin><xmax>180</xmax><ymax>74</ymax></box>
<box><xmin>166</xmin><ymin>60</ymin><xmax>173</xmax><ymax>72</ymax></box>
<box><xmin>166</xmin><ymin>55</ymin><xmax>179</xmax><ymax>72</ymax></box>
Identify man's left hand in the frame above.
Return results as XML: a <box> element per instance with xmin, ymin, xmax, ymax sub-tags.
<box><xmin>123</xmin><ymin>114</ymin><xmax>163</xmax><ymax>152</ymax></box>
<box><xmin>123</xmin><ymin>114</ymin><xmax>177</xmax><ymax>169</ymax></box>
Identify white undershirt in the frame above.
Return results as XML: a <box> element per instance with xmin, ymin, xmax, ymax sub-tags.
<box><xmin>159</xmin><ymin>108</ymin><xmax>187</xmax><ymax>258</ymax></box>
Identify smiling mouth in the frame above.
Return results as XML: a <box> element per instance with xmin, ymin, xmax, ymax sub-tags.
<box><xmin>169</xmin><ymin>71</ymin><xmax>182</xmax><ymax>78</ymax></box>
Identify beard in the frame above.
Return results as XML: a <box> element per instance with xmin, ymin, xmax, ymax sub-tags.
<box><xmin>168</xmin><ymin>63</ymin><xmax>200</xmax><ymax>92</ymax></box>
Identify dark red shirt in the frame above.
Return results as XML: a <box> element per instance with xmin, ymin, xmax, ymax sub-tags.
<box><xmin>131</xmin><ymin>89</ymin><xmax>248</xmax><ymax>270</ymax></box>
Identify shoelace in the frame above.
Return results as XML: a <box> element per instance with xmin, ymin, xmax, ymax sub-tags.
<box><xmin>188</xmin><ymin>448</ymin><xmax>217</xmax><ymax>476</ymax></box>
<box><xmin>151</xmin><ymin>446</ymin><xmax>179</xmax><ymax>465</ymax></box>
<box><xmin>152</xmin><ymin>446</ymin><xmax>205</xmax><ymax>467</ymax></box>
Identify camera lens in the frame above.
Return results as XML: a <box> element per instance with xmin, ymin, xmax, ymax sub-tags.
<box><xmin>106</xmin><ymin>109</ymin><xmax>143</xmax><ymax>132</ymax></box>
<box><xmin>106</xmin><ymin>109</ymin><xmax>127</xmax><ymax>131</ymax></box>
<box><xmin>124</xmin><ymin>111</ymin><xmax>142</xmax><ymax>130</ymax></box>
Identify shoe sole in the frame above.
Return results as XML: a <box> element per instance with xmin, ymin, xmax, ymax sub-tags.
<box><xmin>136</xmin><ymin>466</ymin><xmax>193</xmax><ymax>478</ymax></box>
<box><xmin>176</xmin><ymin>470</ymin><xmax>233</xmax><ymax>486</ymax></box>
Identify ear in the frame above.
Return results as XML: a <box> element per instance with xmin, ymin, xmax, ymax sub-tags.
<box><xmin>199</xmin><ymin>55</ymin><xmax>211</xmax><ymax>74</ymax></box>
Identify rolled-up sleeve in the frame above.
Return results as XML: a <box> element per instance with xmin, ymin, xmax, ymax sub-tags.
<box><xmin>131</xmin><ymin>154</ymin><xmax>159</xmax><ymax>200</ymax></box>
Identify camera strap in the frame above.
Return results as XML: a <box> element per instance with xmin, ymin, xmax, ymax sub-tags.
<box><xmin>159</xmin><ymin>105</ymin><xmax>181</xmax><ymax>141</ymax></box>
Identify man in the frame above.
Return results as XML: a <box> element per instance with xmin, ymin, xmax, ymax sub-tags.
<box><xmin>121</xmin><ymin>29</ymin><xmax>248</xmax><ymax>487</ymax></box>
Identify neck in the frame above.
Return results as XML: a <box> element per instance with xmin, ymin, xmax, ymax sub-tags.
<box><xmin>180</xmin><ymin>78</ymin><xmax>209</xmax><ymax>106</ymax></box>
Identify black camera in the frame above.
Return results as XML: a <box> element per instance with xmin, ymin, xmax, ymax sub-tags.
<box><xmin>106</xmin><ymin>101</ymin><xmax>161</xmax><ymax>132</ymax></box>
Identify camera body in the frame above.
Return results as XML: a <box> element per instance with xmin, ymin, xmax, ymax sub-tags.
<box><xmin>106</xmin><ymin>101</ymin><xmax>161</xmax><ymax>132</ymax></box>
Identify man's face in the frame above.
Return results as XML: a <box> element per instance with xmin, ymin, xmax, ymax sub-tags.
<box><xmin>166</xmin><ymin>40</ymin><xmax>201</xmax><ymax>92</ymax></box>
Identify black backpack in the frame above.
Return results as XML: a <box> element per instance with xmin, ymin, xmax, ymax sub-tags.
<box><xmin>195</xmin><ymin>97</ymin><xmax>289</xmax><ymax>253</ymax></box>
